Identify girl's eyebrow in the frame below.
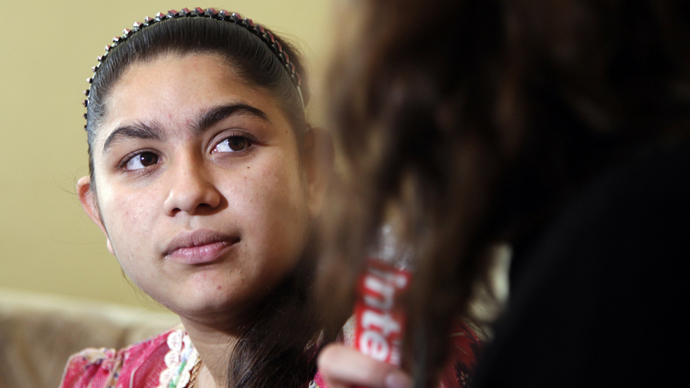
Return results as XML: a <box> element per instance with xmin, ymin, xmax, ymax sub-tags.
<box><xmin>101</xmin><ymin>103</ymin><xmax>270</xmax><ymax>154</ymax></box>
<box><xmin>103</xmin><ymin>122</ymin><xmax>162</xmax><ymax>154</ymax></box>
<box><xmin>194</xmin><ymin>103</ymin><xmax>270</xmax><ymax>135</ymax></box>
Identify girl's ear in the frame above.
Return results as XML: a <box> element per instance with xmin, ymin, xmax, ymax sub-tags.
<box><xmin>302</xmin><ymin>127</ymin><xmax>335</xmax><ymax>218</ymax></box>
<box><xmin>77</xmin><ymin>176</ymin><xmax>114</xmax><ymax>255</ymax></box>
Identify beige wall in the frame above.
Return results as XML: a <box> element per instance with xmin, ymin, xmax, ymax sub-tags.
<box><xmin>0</xmin><ymin>0</ymin><xmax>333</xmax><ymax>308</ymax></box>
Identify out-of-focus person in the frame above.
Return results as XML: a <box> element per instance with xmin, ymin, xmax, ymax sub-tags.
<box><xmin>316</xmin><ymin>0</ymin><xmax>690</xmax><ymax>387</ymax></box>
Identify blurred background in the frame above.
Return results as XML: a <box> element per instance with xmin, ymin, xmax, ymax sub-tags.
<box><xmin>0</xmin><ymin>0</ymin><xmax>333</xmax><ymax>307</ymax></box>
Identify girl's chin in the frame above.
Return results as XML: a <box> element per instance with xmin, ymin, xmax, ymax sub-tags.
<box><xmin>144</xmin><ymin>272</ymin><xmax>286</xmax><ymax>324</ymax></box>
<box><xmin>163</xmin><ymin>290</ymin><xmax>254</xmax><ymax>323</ymax></box>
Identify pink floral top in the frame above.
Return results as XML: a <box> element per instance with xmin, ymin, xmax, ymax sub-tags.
<box><xmin>59</xmin><ymin>321</ymin><xmax>479</xmax><ymax>388</ymax></box>
<box><xmin>59</xmin><ymin>328</ymin><xmax>200</xmax><ymax>388</ymax></box>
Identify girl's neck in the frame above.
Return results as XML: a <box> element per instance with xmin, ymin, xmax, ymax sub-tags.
<box><xmin>179</xmin><ymin>316</ymin><xmax>240</xmax><ymax>388</ymax></box>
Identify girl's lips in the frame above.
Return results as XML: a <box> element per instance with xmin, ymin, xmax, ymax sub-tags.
<box><xmin>164</xmin><ymin>229</ymin><xmax>239</xmax><ymax>265</ymax></box>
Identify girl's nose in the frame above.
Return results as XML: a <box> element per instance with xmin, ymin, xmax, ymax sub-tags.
<box><xmin>163</xmin><ymin>155</ymin><xmax>221</xmax><ymax>216</ymax></box>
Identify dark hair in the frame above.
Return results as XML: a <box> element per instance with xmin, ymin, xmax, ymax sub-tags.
<box><xmin>84</xmin><ymin>15</ymin><xmax>320</xmax><ymax>388</ymax></box>
<box><xmin>319</xmin><ymin>0</ymin><xmax>690</xmax><ymax>386</ymax></box>
<box><xmin>230</xmin><ymin>237</ymin><xmax>322</xmax><ymax>388</ymax></box>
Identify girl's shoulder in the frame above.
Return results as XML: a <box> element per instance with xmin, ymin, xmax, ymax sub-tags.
<box><xmin>439</xmin><ymin>321</ymin><xmax>483</xmax><ymax>388</ymax></box>
<box><xmin>59</xmin><ymin>327</ymin><xmax>195</xmax><ymax>388</ymax></box>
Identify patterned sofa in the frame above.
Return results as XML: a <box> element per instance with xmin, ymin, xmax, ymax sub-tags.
<box><xmin>0</xmin><ymin>288</ymin><xmax>179</xmax><ymax>388</ymax></box>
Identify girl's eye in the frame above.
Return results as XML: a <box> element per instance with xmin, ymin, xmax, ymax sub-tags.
<box><xmin>214</xmin><ymin>136</ymin><xmax>252</xmax><ymax>153</ymax></box>
<box><xmin>124</xmin><ymin>152</ymin><xmax>159</xmax><ymax>170</ymax></box>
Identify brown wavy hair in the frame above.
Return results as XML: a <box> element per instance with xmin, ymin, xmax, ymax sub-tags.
<box><xmin>318</xmin><ymin>0</ymin><xmax>690</xmax><ymax>386</ymax></box>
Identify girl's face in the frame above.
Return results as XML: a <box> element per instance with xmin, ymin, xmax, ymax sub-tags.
<box><xmin>79</xmin><ymin>53</ymin><xmax>319</xmax><ymax>322</ymax></box>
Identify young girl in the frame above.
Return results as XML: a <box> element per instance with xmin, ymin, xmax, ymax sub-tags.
<box><xmin>60</xmin><ymin>8</ymin><xmax>332</xmax><ymax>388</ymax></box>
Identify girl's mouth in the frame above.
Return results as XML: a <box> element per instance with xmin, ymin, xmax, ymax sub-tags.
<box><xmin>164</xmin><ymin>229</ymin><xmax>240</xmax><ymax>264</ymax></box>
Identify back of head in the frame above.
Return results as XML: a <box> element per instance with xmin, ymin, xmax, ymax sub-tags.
<box><xmin>320</xmin><ymin>0</ymin><xmax>690</xmax><ymax>385</ymax></box>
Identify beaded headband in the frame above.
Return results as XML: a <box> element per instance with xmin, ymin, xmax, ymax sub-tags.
<box><xmin>82</xmin><ymin>7</ymin><xmax>304</xmax><ymax>130</ymax></box>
